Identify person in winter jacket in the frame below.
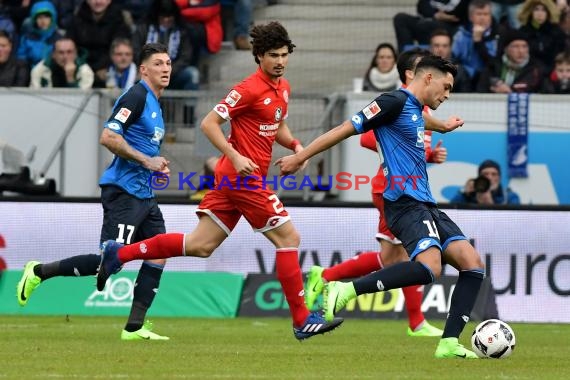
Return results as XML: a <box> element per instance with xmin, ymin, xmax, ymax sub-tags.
<box><xmin>30</xmin><ymin>36</ymin><xmax>94</xmax><ymax>89</ymax></box>
<box><xmin>16</xmin><ymin>1</ymin><xmax>62</xmax><ymax>67</ymax></box>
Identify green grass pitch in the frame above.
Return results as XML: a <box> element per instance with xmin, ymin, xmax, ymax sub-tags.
<box><xmin>0</xmin><ymin>316</ymin><xmax>567</xmax><ymax>379</ymax></box>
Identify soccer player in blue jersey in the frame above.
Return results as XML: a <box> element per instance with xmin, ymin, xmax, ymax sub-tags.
<box><xmin>16</xmin><ymin>43</ymin><xmax>171</xmax><ymax>340</ymax></box>
<box><xmin>276</xmin><ymin>54</ymin><xmax>485</xmax><ymax>358</ymax></box>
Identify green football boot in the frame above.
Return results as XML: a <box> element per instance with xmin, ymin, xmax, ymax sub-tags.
<box><xmin>434</xmin><ymin>337</ymin><xmax>479</xmax><ymax>359</ymax></box>
<box><xmin>305</xmin><ymin>266</ymin><xmax>325</xmax><ymax>309</ymax></box>
<box><xmin>323</xmin><ymin>281</ymin><xmax>356</xmax><ymax>322</ymax></box>
<box><xmin>407</xmin><ymin>321</ymin><xmax>444</xmax><ymax>337</ymax></box>
<box><xmin>121</xmin><ymin>320</ymin><xmax>170</xmax><ymax>341</ymax></box>
<box><xmin>16</xmin><ymin>261</ymin><xmax>42</xmax><ymax>306</ymax></box>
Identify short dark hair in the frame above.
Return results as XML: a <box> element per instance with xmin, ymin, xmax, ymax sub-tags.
<box><xmin>0</xmin><ymin>30</ymin><xmax>12</xmax><ymax>43</ymax></box>
<box><xmin>415</xmin><ymin>54</ymin><xmax>458</xmax><ymax>78</ymax></box>
<box><xmin>139</xmin><ymin>43</ymin><xmax>168</xmax><ymax>64</ymax></box>
<box><xmin>429</xmin><ymin>28</ymin><xmax>451</xmax><ymax>43</ymax></box>
<box><xmin>251</xmin><ymin>21</ymin><xmax>296</xmax><ymax>64</ymax></box>
<box><xmin>396</xmin><ymin>48</ymin><xmax>430</xmax><ymax>83</ymax></box>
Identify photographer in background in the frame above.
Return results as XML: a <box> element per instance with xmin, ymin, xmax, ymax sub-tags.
<box><xmin>451</xmin><ymin>159</ymin><xmax>520</xmax><ymax>205</ymax></box>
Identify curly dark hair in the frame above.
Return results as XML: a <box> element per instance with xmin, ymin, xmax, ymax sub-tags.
<box><xmin>415</xmin><ymin>54</ymin><xmax>458</xmax><ymax>78</ymax></box>
<box><xmin>250</xmin><ymin>21</ymin><xmax>296</xmax><ymax>64</ymax></box>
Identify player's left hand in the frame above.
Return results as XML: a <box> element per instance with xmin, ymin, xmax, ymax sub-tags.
<box><xmin>274</xmin><ymin>154</ymin><xmax>303</xmax><ymax>176</ymax></box>
<box><xmin>443</xmin><ymin>116</ymin><xmax>464</xmax><ymax>133</ymax></box>
<box><xmin>431</xmin><ymin>140</ymin><xmax>447</xmax><ymax>163</ymax></box>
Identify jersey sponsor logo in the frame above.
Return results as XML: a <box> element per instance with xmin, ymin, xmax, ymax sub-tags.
<box><xmin>283</xmin><ymin>90</ymin><xmax>289</xmax><ymax>103</ymax></box>
<box><xmin>107</xmin><ymin>122</ymin><xmax>121</xmax><ymax>131</ymax></box>
<box><xmin>151</xmin><ymin>127</ymin><xmax>164</xmax><ymax>143</ymax></box>
<box><xmin>151</xmin><ymin>112</ymin><xmax>157</xmax><ymax>119</ymax></box>
<box><xmin>225</xmin><ymin>90</ymin><xmax>242</xmax><ymax>107</ymax></box>
<box><xmin>275</xmin><ymin>107</ymin><xmax>282</xmax><ymax>122</ymax></box>
<box><xmin>114</xmin><ymin>107</ymin><xmax>131</xmax><ymax>123</ymax></box>
<box><xmin>412</xmin><ymin>114</ymin><xmax>418</xmax><ymax>122</ymax></box>
<box><xmin>214</xmin><ymin>104</ymin><xmax>229</xmax><ymax>119</ymax></box>
<box><xmin>263</xmin><ymin>98</ymin><xmax>271</xmax><ymax>105</ymax></box>
<box><xmin>259</xmin><ymin>123</ymin><xmax>279</xmax><ymax>137</ymax></box>
<box><xmin>351</xmin><ymin>114</ymin><xmax>362</xmax><ymax>128</ymax></box>
<box><xmin>416</xmin><ymin>128</ymin><xmax>424</xmax><ymax>147</ymax></box>
<box><xmin>362</xmin><ymin>101</ymin><xmax>380</xmax><ymax>120</ymax></box>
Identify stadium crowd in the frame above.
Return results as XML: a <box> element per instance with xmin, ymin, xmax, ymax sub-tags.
<box><xmin>0</xmin><ymin>0</ymin><xmax>258</xmax><ymax>89</ymax></box>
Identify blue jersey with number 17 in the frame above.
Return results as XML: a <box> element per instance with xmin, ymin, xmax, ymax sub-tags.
<box><xmin>350</xmin><ymin>88</ymin><xmax>436</xmax><ymax>204</ymax></box>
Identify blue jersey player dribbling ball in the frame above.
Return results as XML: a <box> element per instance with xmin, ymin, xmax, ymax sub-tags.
<box><xmin>276</xmin><ymin>54</ymin><xmax>486</xmax><ymax>359</ymax></box>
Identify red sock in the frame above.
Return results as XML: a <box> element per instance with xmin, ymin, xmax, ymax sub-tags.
<box><xmin>275</xmin><ymin>248</ymin><xmax>310</xmax><ymax>327</ymax></box>
<box><xmin>322</xmin><ymin>251</ymin><xmax>382</xmax><ymax>282</ymax></box>
<box><xmin>402</xmin><ymin>285</ymin><xmax>425</xmax><ymax>330</ymax></box>
<box><xmin>117</xmin><ymin>233</ymin><xmax>185</xmax><ymax>263</ymax></box>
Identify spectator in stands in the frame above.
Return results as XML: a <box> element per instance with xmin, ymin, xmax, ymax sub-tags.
<box><xmin>0</xmin><ymin>29</ymin><xmax>29</xmax><ymax>86</ymax></box>
<box><xmin>393</xmin><ymin>0</ymin><xmax>470</xmax><ymax>52</ymax></box>
<box><xmin>49</xmin><ymin>0</ymin><xmax>82</xmax><ymax>32</ymax></box>
<box><xmin>491</xmin><ymin>0</ymin><xmax>525</xmax><ymax>29</ymax></box>
<box><xmin>175</xmin><ymin>0</ymin><xmax>222</xmax><ymax>55</ymax></box>
<box><xmin>429</xmin><ymin>28</ymin><xmax>472</xmax><ymax>91</ymax></box>
<box><xmin>452</xmin><ymin>0</ymin><xmax>499</xmax><ymax>90</ymax></box>
<box><xmin>476</xmin><ymin>28</ymin><xmax>544</xmax><ymax>92</ymax></box>
<box><xmin>17</xmin><ymin>1</ymin><xmax>62</xmax><ymax>68</ymax></box>
<box><xmin>67</xmin><ymin>0</ymin><xmax>131</xmax><ymax>88</ymax></box>
<box><xmin>361</xmin><ymin>42</ymin><xmax>400</xmax><ymax>93</ymax></box>
<box><xmin>560</xmin><ymin>8</ymin><xmax>570</xmax><ymax>50</ymax></box>
<box><xmin>518</xmin><ymin>0</ymin><xmax>565</xmax><ymax>74</ymax></box>
<box><xmin>30</xmin><ymin>36</ymin><xmax>94</xmax><ymax>89</ymax></box>
<box><xmin>543</xmin><ymin>50</ymin><xmax>570</xmax><ymax>93</ymax></box>
<box><xmin>105</xmin><ymin>37</ymin><xmax>137</xmax><ymax>90</ymax></box>
<box><xmin>133</xmin><ymin>0</ymin><xmax>199</xmax><ymax>90</ymax></box>
<box><xmin>0</xmin><ymin>2</ymin><xmax>17</xmax><ymax>43</ymax></box>
<box><xmin>451</xmin><ymin>159</ymin><xmax>520</xmax><ymax>205</ymax></box>
<box><xmin>221</xmin><ymin>0</ymin><xmax>252</xmax><ymax>50</ymax></box>
<box><xmin>116</xmin><ymin>0</ymin><xmax>153</xmax><ymax>26</ymax></box>
<box><xmin>0</xmin><ymin>0</ymin><xmax>30</xmax><ymax>36</ymax></box>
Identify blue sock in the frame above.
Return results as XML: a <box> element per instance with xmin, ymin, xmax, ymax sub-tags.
<box><xmin>125</xmin><ymin>262</ymin><xmax>164</xmax><ymax>332</ymax></box>
<box><xmin>353</xmin><ymin>261</ymin><xmax>434</xmax><ymax>295</ymax></box>
<box><xmin>442</xmin><ymin>269</ymin><xmax>485</xmax><ymax>339</ymax></box>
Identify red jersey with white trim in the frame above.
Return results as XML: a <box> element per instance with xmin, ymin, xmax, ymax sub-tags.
<box><xmin>213</xmin><ymin>67</ymin><xmax>290</xmax><ymax>183</ymax></box>
<box><xmin>361</xmin><ymin>98</ymin><xmax>434</xmax><ymax>194</ymax></box>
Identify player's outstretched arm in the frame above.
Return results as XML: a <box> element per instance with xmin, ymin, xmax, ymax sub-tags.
<box><xmin>275</xmin><ymin>121</ymin><xmax>308</xmax><ymax>171</ymax></box>
<box><xmin>99</xmin><ymin>128</ymin><xmax>169</xmax><ymax>171</ymax></box>
<box><xmin>424</xmin><ymin>113</ymin><xmax>464</xmax><ymax>133</ymax></box>
<box><xmin>275</xmin><ymin>120</ymin><xmax>356</xmax><ymax>175</ymax></box>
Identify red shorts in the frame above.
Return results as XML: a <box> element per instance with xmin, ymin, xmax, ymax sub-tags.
<box><xmin>372</xmin><ymin>192</ymin><xmax>401</xmax><ymax>245</ymax></box>
<box><xmin>196</xmin><ymin>186</ymin><xmax>290</xmax><ymax>235</ymax></box>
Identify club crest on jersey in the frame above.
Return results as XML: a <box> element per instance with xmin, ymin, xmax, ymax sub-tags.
<box><xmin>114</xmin><ymin>107</ymin><xmax>131</xmax><ymax>123</ymax></box>
<box><xmin>151</xmin><ymin>127</ymin><xmax>164</xmax><ymax>143</ymax></box>
<box><xmin>275</xmin><ymin>107</ymin><xmax>282</xmax><ymax>122</ymax></box>
<box><xmin>225</xmin><ymin>90</ymin><xmax>242</xmax><ymax>107</ymax></box>
<box><xmin>363</xmin><ymin>101</ymin><xmax>380</xmax><ymax>120</ymax></box>
<box><xmin>283</xmin><ymin>90</ymin><xmax>289</xmax><ymax>103</ymax></box>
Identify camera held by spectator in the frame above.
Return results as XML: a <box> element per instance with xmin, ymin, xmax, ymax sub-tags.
<box><xmin>451</xmin><ymin>159</ymin><xmax>520</xmax><ymax>205</ymax></box>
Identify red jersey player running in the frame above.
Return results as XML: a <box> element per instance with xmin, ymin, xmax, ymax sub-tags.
<box><xmin>96</xmin><ymin>21</ymin><xmax>343</xmax><ymax>340</ymax></box>
<box><xmin>305</xmin><ymin>49</ymin><xmax>449</xmax><ymax>337</ymax></box>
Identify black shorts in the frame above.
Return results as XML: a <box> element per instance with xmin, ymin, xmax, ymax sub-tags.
<box><xmin>383</xmin><ymin>196</ymin><xmax>466</xmax><ymax>260</ymax></box>
<box><xmin>99</xmin><ymin>185</ymin><xmax>166</xmax><ymax>246</ymax></box>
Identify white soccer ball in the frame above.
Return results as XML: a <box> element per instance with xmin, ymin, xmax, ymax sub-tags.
<box><xmin>471</xmin><ymin>319</ymin><xmax>516</xmax><ymax>359</ymax></box>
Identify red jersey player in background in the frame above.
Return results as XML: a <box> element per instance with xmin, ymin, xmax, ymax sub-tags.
<box><xmin>96</xmin><ymin>21</ymin><xmax>343</xmax><ymax>340</ymax></box>
<box><xmin>305</xmin><ymin>49</ymin><xmax>450</xmax><ymax>337</ymax></box>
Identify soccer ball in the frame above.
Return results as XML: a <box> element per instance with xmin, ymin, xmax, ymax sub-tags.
<box><xmin>471</xmin><ymin>319</ymin><xmax>516</xmax><ymax>359</ymax></box>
